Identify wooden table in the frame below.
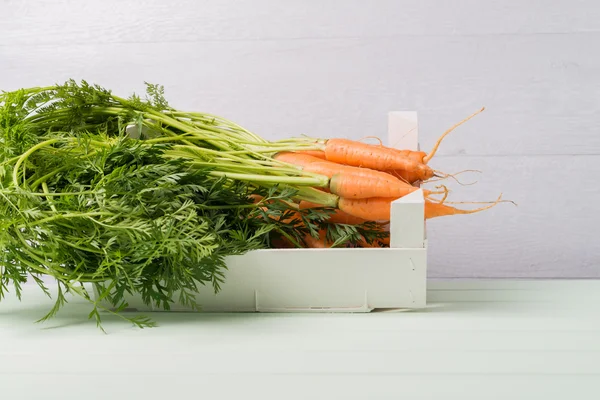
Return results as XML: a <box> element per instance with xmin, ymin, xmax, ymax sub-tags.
<box><xmin>1</xmin><ymin>280</ymin><xmax>599</xmax><ymax>399</ymax></box>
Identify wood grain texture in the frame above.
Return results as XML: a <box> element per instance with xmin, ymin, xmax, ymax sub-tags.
<box><xmin>0</xmin><ymin>0</ymin><xmax>598</xmax><ymax>278</ymax></box>
<box><xmin>1</xmin><ymin>0</ymin><xmax>599</xmax><ymax>46</ymax></box>
<box><xmin>2</xmin><ymin>375</ymin><xmax>598</xmax><ymax>400</ymax></box>
<box><xmin>425</xmin><ymin>155</ymin><xmax>600</xmax><ymax>278</ymax></box>
<box><xmin>1</xmin><ymin>37</ymin><xmax>599</xmax><ymax>156</ymax></box>
<box><xmin>2</xmin><ymin>281</ymin><xmax>600</xmax><ymax>400</ymax></box>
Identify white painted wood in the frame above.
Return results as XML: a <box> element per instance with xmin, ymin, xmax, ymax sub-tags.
<box><xmin>387</xmin><ymin>111</ymin><xmax>426</xmax><ymax>249</ymax></box>
<box><xmin>388</xmin><ymin>111</ymin><xmax>419</xmax><ymax>150</ymax></box>
<box><xmin>390</xmin><ymin>190</ymin><xmax>426</xmax><ymax>249</ymax></box>
<box><xmin>2</xmin><ymin>375</ymin><xmax>598</xmax><ymax>400</ymax></box>
<box><xmin>424</xmin><ymin>155</ymin><xmax>600</xmax><ymax>278</ymax></box>
<box><xmin>2</xmin><ymin>280</ymin><xmax>600</xmax><ymax>400</ymax></box>
<box><xmin>1</xmin><ymin>37</ymin><xmax>598</xmax><ymax>157</ymax></box>
<box><xmin>2</xmin><ymin>0</ymin><xmax>599</xmax><ymax>45</ymax></box>
<box><xmin>1</xmin><ymin>0</ymin><xmax>598</xmax><ymax>278</ymax></box>
<box><xmin>186</xmin><ymin>246</ymin><xmax>426</xmax><ymax>312</ymax></box>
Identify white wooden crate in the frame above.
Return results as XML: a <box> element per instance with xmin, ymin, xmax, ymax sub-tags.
<box><xmin>93</xmin><ymin>112</ymin><xmax>428</xmax><ymax>312</ymax></box>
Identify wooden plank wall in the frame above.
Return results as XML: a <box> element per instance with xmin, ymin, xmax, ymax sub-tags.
<box><xmin>1</xmin><ymin>0</ymin><xmax>598</xmax><ymax>277</ymax></box>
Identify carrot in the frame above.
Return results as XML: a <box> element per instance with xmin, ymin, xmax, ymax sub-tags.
<box><xmin>304</xmin><ymin>228</ymin><xmax>389</xmax><ymax>248</ymax></box>
<box><xmin>339</xmin><ymin>193</ymin><xmax>503</xmax><ymax>221</ymax></box>
<box><xmin>421</xmin><ymin>169</ymin><xmax>482</xmax><ymax>186</ymax></box>
<box><xmin>356</xmin><ymin>235</ymin><xmax>390</xmax><ymax>248</ymax></box>
<box><xmin>249</xmin><ymin>194</ymin><xmax>264</xmax><ymax>204</ymax></box>
<box><xmin>300</xmin><ymin>160</ymin><xmax>357</xmax><ymax>176</ymax></box>
<box><xmin>338</xmin><ymin>197</ymin><xmax>397</xmax><ymax>221</ymax></box>
<box><xmin>387</xmin><ymin>151</ymin><xmax>428</xmax><ymax>184</ymax></box>
<box><xmin>327</xmin><ymin>211</ymin><xmax>369</xmax><ymax>225</ymax></box>
<box><xmin>355</xmin><ymin>221</ymin><xmax>391</xmax><ymax>247</ymax></box>
<box><xmin>293</xmin><ymin>150</ymin><xmax>326</xmax><ymax>159</ymax></box>
<box><xmin>298</xmin><ymin>200</ymin><xmax>369</xmax><ymax>225</ymax></box>
<box><xmin>270</xmin><ymin>235</ymin><xmax>296</xmax><ymax>249</ymax></box>
<box><xmin>378</xmin><ymin>236</ymin><xmax>390</xmax><ymax>246</ymax></box>
<box><xmin>268</xmin><ymin>210</ymin><xmax>303</xmax><ymax>226</ymax></box>
<box><xmin>303</xmin><ymin>230</ymin><xmax>332</xmax><ymax>248</ymax></box>
<box><xmin>328</xmin><ymin>170</ymin><xmax>419</xmax><ymax>199</ymax></box>
<box><xmin>303</xmin><ymin>161</ymin><xmax>428</xmax><ymax>199</ymax></box>
<box><xmin>323</xmin><ymin>138</ymin><xmax>435</xmax><ymax>180</ymax></box>
<box><xmin>298</xmin><ymin>200</ymin><xmax>323</xmax><ymax>209</ymax></box>
<box><xmin>424</xmin><ymin>195</ymin><xmax>503</xmax><ymax>219</ymax></box>
<box><xmin>275</xmin><ymin>153</ymin><xmax>431</xmax><ymax>200</ymax></box>
<box><xmin>273</xmin><ymin>151</ymin><xmax>324</xmax><ymax>167</ymax></box>
<box><xmin>386</xmin><ymin>108</ymin><xmax>486</xmax><ymax>183</ymax></box>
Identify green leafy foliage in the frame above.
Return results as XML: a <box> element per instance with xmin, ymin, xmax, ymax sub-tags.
<box><xmin>0</xmin><ymin>80</ymin><xmax>385</xmax><ymax>331</ymax></box>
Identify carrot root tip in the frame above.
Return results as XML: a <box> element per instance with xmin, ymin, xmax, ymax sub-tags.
<box><xmin>357</xmin><ymin>136</ymin><xmax>384</xmax><ymax>146</ymax></box>
<box><xmin>431</xmin><ymin>169</ymin><xmax>481</xmax><ymax>186</ymax></box>
<box><xmin>423</xmin><ymin>107</ymin><xmax>486</xmax><ymax>164</ymax></box>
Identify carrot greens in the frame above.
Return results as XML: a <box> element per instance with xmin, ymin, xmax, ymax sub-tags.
<box><xmin>0</xmin><ymin>80</ymin><xmax>504</xmax><ymax>330</ymax></box>
<box><xmin>0</xmin><ymin>80</ymin><xmax>386</xmax><ymax>330</ymax></box>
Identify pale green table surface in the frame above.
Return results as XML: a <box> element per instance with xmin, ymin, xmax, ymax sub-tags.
<box><xmin>1</xmin><ymin>279</ymin><xmax>599</xmax><ymax>400</ymax></box>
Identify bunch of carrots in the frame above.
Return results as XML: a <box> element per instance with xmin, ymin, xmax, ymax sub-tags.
<box><xmin>261</xmin><ymin>107</ymin><xmax>507</xmax><ymax>248</ymax></box>
<box><xmin>0</xmin><ymin>80</ymin><xmax>508</xmax><ymax>252</ymax></box>
<box><xmin>0</xmin><ymin>80</ymin><xmax>513</xmax><ymax>330</ymax></box>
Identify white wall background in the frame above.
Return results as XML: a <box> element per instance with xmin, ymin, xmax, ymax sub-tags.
<box><xmin>1</xmin><ymin>0</ymin><xmax>598</xmax><ymax>278</ymax></box>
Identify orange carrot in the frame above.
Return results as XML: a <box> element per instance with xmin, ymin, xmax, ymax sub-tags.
<box><xmin>298</xmin><ymin>200</ymin><xmax>369</xmax><ymax>225</ymax></box>
<box><xmin>424</xmin><ymin>196</ymin><xmax>503</xmax><ymax>219</ymax></box>
<box><xmin>303</xmin><ymin>161</ymin><xmax>424</xmax><ymax>199</ymax></box>
<box><xmin>294</xmin><ymin>150</ymin><xmax>326</xmax><ymax>159</ymax></box>
<box><xmin>386</xmin><ymin>108</ymin><xmax>486</xmax><ymax>183</ymax></box>
<box><xmin>378</xmin><ymin>236</ymin><xmax>390</xmax><ymax>246</ymax></box>
<box><xmin>303</xmin><ymin>230</ymin><xmax>332</xmax><ymax>248</ymax></box>
<box><xmin>275</xmin><ymin>152</ymin><xmax>428</xmax><ymax>200</ymax></box>
<box><xmin>297</xmin><ymin>200</ymin><xmax>334</xmax><ymax>210</ymax></box>
<box><xmin>338</xmin><ymin>197</ymin><xmax>397</xmax><ymax>221</ymax></box>
<box><xmin>356</xmin><ymin>235</ymin><xmax>390</xmax><ymax>248</ymax></box>
<box><xmin>303</xmin><ymin>234</ymin><xmax>325</xmax><ymax>248</ymax></box>
<box><xmin>270</xmin><ymin>236</ymin><xmax>296</xmax><ymax>249</ymax></box>
<box><xmin>328</xmin><ymin>170</ymin><xmax>419</xmax><ymax>199</ymax></box>
<box><xmin>355</xmin><ymin>221</ymin><xmax>391</xmax><ymax>247</ymax></box>
<box><xmin>387</xmin><ymin>151</ymin><xmax>428</xmax><ymax>183</ymax></box>
<box><xmin>326</xmin><ymin>211</ymin><xmax>369</xmax><ymax>225</ymax></box>
<box><xmin>279</xmin><ymin>109</ymin><xmax>485</xmax><ymax>183</ymax></box>
<box><xmin>300</xmin><ymin>160</ymin><xmax>355</xmax><ymax>176</ymax></box>
<box><xmin>339</xmin><ymin>194</ymin><xmax>503</xmax><ymax>221</ymax></box>
<box><xmin>249</xmin><ymin>194</ymin><xmax>264</xmax><ymax>204</ymax></box>
<box><xmin>273</xmin><ymin>152</ymin><xmax>324</xmax><ymax>167</ymax></box>
<box><xmin>323</xmin><ymin>138</ymin><xmax>435</xmax><ymax>180</ymax></box>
